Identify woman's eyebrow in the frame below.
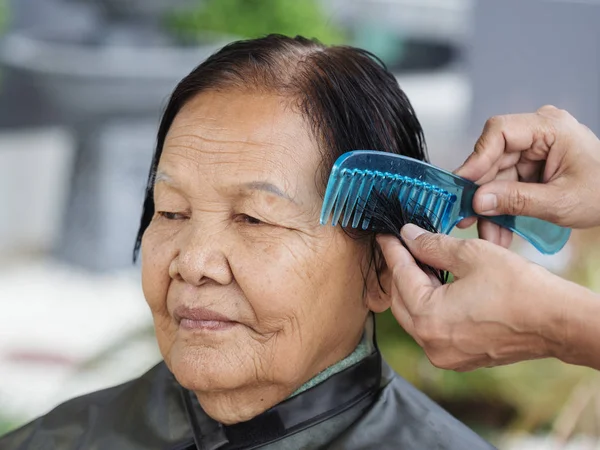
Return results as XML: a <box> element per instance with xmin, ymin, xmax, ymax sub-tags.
<box><xmin>240</xmin><ymin>181</ymin><xmax>298</xmax><ymax>204</ymax></box>
<box><xmin>154</xmin><ymin>169</ymin><xmax>174</xmax><ymax>186</ymax></box>
<box><xmin>154</xmin><ymin>170</ymin><xmax>297</xmax><ymax>204</ymax></box>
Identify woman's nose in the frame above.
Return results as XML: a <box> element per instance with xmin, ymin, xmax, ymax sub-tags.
<box><xmin>169</xmin><ymin>227</ymin><xmax>233</xmax><ymax>286</ymax></box>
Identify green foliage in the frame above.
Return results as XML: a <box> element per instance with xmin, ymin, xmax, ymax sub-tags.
<box><xmin>0</xmin><ymin>413</ymin><xmax>19</xmax><ymax>436</ymax></box>
<box><xmin>0</xmin><ymin>0</ymin><xmax>7</xmax><ymax>34</ymax></box>
<box><xmin>167</xmin><ymin>0</ymin><xmax>346</xmax><ymax>44</ymax></box>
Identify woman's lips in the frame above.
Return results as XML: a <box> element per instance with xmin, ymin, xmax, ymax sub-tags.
<box><xmin>173</xmin><ymin>305</ymin><xmax>238</xmax><ymax>331</ymax></box>
<box><xmin>179</xmin><ymin>318</ymin><xmax>236</xmax><ymax>331</ymax></box>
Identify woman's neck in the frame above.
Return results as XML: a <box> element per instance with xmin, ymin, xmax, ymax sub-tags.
<box><xmin>289</xmin><ymin>334</ymin><xmax>372</xmax><ymax>397</ymax></box>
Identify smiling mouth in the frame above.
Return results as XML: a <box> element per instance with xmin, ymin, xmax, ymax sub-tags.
<box><xmin>174</xmin><ymin>305</ymin><xmax>238</xmax><ymax>331</ymax></box>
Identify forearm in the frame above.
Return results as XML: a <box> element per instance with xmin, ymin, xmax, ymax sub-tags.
<box><xmin>543</xmin><ymin>278</ymin><xmax>600</xmax><ymax>370</ymax></box>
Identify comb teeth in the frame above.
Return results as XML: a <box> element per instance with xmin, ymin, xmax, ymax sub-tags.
<box><xmin>322</xmin><ymin>169</ymin><xmax>457</xmax><ymax>231</ymax></box>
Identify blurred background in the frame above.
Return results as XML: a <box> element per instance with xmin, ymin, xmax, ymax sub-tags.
<box><xmin>1</xmin><ymin>0</ymin><xmax>600</xmax><ymax>447</ymax></box>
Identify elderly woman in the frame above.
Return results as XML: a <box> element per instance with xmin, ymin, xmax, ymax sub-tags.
<box><xmin>1</xmin><ymin>35</ymin><xmax>493</xmax><ymax>449</ymax></box>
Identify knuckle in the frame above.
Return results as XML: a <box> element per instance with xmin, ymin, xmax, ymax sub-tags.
<box><xmin>485</xmin><ymin>114</ymin><xmax>505</xmax><ymax>131</ymax></box>
<box><xmin>506</xmin><ymin>188</ymin><xmax>530</xmax><ymax>215</ymax></box>
<box><xmin>417</xmin><ymin>234</ymin><xmax>442</xmax><ymax>255</ymax></box>
<box><xmin>475</xmin><ymin>116</ymin><xmax>505</xmax><ymax>153</ymax></box>
<box><xmin>455</xmin><ymin>238</ymin><xmax>481</xmax><ymax>264</ymax></box>
<box><xmin>473</xmin><ymin>134</ymin><xmax>489</xmax><ymax>158</ymax></box>
<box><xmin>537</xmin><ymin>104</ymin><xmax>559</xmax><ymax>114</ymax></box>
<box><xmin>538</xmin><ymin>104</ymin><xmax>574</xmax><ymax>122</ymax></box>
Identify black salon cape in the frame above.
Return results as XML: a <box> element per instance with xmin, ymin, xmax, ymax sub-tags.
<box><xmin>0</xmin><ymin>351</ymin><xmax>495</xmax><ymax>449</ymax></box>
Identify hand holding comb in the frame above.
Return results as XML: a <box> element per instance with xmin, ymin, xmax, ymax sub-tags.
<box><xmin>320</xmin><ymin>150</ymin><xmax>571</xmax><ymax>255</ymax></box>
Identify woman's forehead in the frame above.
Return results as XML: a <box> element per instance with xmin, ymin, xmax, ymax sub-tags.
<box><xmin>160</xmin><ymin>90</ymin><xmax>321</xmax><ymax>200</ymax></box>
<box><xmin>168</xmin><ymin>90</ymin><xmax>313</xmax><ymax>149</ymax></box>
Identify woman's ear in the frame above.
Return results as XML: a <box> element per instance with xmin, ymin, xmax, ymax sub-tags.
<box><xmin>364</xmin><ymin>244</ymin><xmax>392</xmax><ymax>313</ymax></box>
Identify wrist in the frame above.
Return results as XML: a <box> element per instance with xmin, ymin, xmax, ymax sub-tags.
<box><xmin>543</xmin><ymin>278</ymin><xmax>600</xmax><ymax>368</ymax></box>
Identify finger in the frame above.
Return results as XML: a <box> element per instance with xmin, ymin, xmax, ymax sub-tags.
<box><xmin>474</xmin><ymin>167</ymin><xmax>517</xmax><ymax>245</ymax></box>
<box><xmin>498</xmin><ymin>151</ymin><xmax>522</xmax><ymax>171</ymax></box>
<box><xmin>475</xmin><ymin>160</ymin><xmax>518</xmax><ymax>186</ymax></box>
<box><xmin>389</xmin><ymin>289</ymin><xmax>416</xmax><ymax>338</ymax></box>
<box><xmin>472</xmin><ymin>152</ymin><xmax>519</xmax><ymax>185</ymax></box>
<box><xmin>476</xmin><ymin>219</ymin><xmax>512</xmax><ymax>248</ymax></box>
<box><xmin>377</xmin><ymin>234</ymin><xmax>437</xmax><ymax>311</ymax></box>
<box><xmin>377</xmin><ymin>235</ymin><xmax>419</xmax><ymax>270</ymax></box>
<box><xmin>455</xmin><ymin>113</ymin><xmax>553</xmax><ymax>181</ymax></box>
<box><xmin>375</xmin><ymin>235</ymin><xmax>415</xmax><ymax>334</ymax></box>
<box><xmin>515</xmin><ymin>159</ymin><xmax>544</xmax><ymax>183</ymax></box>
<box><xmin>473</xmin><ymin>180</ymin><xmax>561</xmax><ymax>221</ymax></box>
<box><xmin>499</xmin><ymin>227</ymin><xmax>513</xmax><ymax>249</ymax></box>
<box><xmin>456</xmin><ymin>217</ymin><xmax>477</xmax><ymax>229</ymax></box>
<box><xmin>400</xmin><ymin>225</ymin><xmax>478</xmax><ymax>278</ymax></box>
<box><xmin>477</xmin><ymin>219</ymin><xmax>502</xmax><ymax>246</ymax></box>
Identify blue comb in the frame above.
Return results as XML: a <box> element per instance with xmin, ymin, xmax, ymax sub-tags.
<box><xmin>320</xmin><ymin>150</ymin><xmax>571</xmax><ymax>255</ymax></box>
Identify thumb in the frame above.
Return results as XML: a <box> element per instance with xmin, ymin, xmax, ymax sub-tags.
<box><xmin>401</xmin><ymin>224</ymin><xmax>477</xmax><ymax>279</ymax></box>
<box><xmin>377</xmin><ymin>234</ymin><xmax>438</xmax><ymax>315</ymax></box>
<box><xmin>473</xmin><ymin>180</ymin><xmax>561</xmax><ymax>221</ymax></box>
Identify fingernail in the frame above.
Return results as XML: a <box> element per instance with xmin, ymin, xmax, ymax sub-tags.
<box><xmin>479</xmin><ymin>194</ymin><xmax>498</xmax><ymax>213</ymax></box>
<box><xmin>401</xmin><ymin>224</ymin><xmax>427</xmax><ymax>241</ymax></box>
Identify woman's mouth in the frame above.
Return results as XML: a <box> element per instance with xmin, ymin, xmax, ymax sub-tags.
<box><xmin>179</xmin><ymin>318</ymin><xmax>237</xmax><ymax>331</ymax></box>
<box><xmin>174</xmin><ymin>305</ymin><xmax>238</xmax><ymax>331</ymax></box>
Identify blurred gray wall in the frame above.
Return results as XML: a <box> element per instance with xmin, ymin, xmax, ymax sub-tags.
<box><xmin>10</xmin><ymin>0</ymin><xmax>62</xmax><ymax>28</ymax></box>
<box><xmin>0</xmin><ymin>0</ymin><xmax>92</xmax><ymax>128</ymax></box>
<box><xmin>0</xmin><ymin>0</ymin><xmax>56</xmax><ymax>127</ymax></box>
<box><xmin>469</xmin><ymin>0</ymin><xmax>600</xmax><ymax>135</ymax></box>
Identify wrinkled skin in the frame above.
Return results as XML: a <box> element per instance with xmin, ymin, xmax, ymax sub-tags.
<box><xmin>141</xmin><ymin>90</ymin><xmax>391</xmax><ymax>424</ymax></box>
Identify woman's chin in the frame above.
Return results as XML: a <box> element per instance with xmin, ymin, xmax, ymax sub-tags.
<box><xmin>167</xmin><ymin>344</ymin><xmax>251</xmax><ymax>393</ymax></box>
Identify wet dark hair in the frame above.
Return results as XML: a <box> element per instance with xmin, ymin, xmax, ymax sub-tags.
<box><xmin>367</xmin><ymin>191</ymin><xmax>449</xmax><ymax>285</ymax></box>
<box><xmin>133</xmin><ymin>34</ymin><xmax>446</xmax><ymax>284</ymax></box>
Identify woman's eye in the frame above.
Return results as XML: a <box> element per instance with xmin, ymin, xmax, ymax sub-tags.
<box><xmin>157</xmin><ymin>211</ymin><xmax>188</xmax><ymax>221</ymax></box>
<box><xmin>240</xmin><ymin>214</ymin><xmax>263</xmax><ymax>225</ymax></box>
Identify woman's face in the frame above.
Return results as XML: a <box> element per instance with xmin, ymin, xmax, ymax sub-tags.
<box><xmin>141</xmin><ymin>90</ymin><xmax>388</xmax><ymax>417</ymax></box>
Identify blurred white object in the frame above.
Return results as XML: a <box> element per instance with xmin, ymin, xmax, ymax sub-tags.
<box><xmin>0</xmin><ymin>258</ymin><xmax>158</xmax><ymax>424</ymax></box>
<box><xmin>0</xmin><ymin>128</ymin><xmax>74</xmax><ymax>256</ymax></box>
<box><xmin>397</xmin><ymin>71</ymin><xmax>471</xmax><ymax>169</ymax></box>
<box><xmin>517</xmin><ymin>238</ymin><xmax>573</xmax><ymax>274</ymax></box>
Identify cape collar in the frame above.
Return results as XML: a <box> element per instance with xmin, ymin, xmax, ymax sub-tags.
<box><xmin>180</xmin><ymin>317</ymin><xmax>381</xmax><ymax>449</ymax></box>
<box><xmin>181</xmin><ymin>351</ymin><xmax>381</xmax><ymax>450</ymax></box>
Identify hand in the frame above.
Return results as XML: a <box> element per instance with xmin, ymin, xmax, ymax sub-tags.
<box><xmin>455</xmin><ymin>105</ymin><xmax>600</xmax><ymax>247</ymax></box>
<box><xmin>377</xmin><ymin>225</ymin><xmax>575</xmax><ymax>371</ymax></box>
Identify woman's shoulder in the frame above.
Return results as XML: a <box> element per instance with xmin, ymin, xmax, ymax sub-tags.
<box><xmin>329</xmin><ymin>360</ymin><xmax>497</xmax><ymax>450</ymax></box>
<box><xmin>0</xmin><ymin>363</ymin><xmax>193</xmax><ymax>450</ymax></box>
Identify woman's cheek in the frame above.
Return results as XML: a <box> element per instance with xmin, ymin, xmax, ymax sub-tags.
<box><xmin>141</xmin><ymin>227</ymin><xmax>178</xmax><ymax>362</ymax></box>
<box><xmin>141</xmin><ymin>226</ymin><xmax>175</xmax><ymax>313</ymax></box>
<box><xmin>233</xmin><ymin>236</ymin><xmax>320</xmax><ymax>321</ymax></box>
